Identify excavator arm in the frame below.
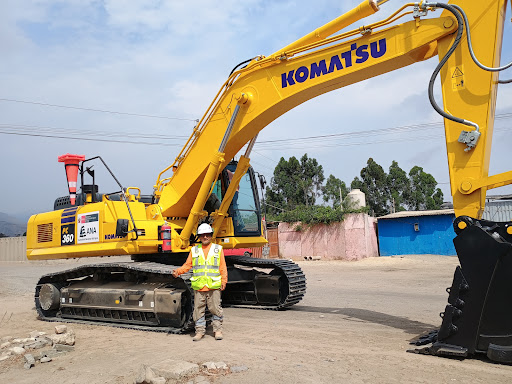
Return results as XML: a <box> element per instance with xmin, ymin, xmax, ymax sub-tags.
<box><xmin>154</xmin><ymin>0</ymin><xmax>510</xmax><ymax>248</ymax></box>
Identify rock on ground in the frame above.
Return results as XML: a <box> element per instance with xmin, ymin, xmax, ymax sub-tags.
<box><xmin>47</xmin><ymin>330</ymin><xmax>75</xmax><ymax>346</ymax></box>
<box><xmin>29</xmin><ymin>331</ymin><xmax>47</xmax><ymax>338</ymax></box>
<box><xmin>151</xmin><ymin>359</ymin><xmax>199</xmax><ymax>380</ymax></box>
<box><xmin>24</xmin><ymin>354</ymin><xmax>35</xmax><ymax>369</ymax></box>
<box><xmin>9</xmin><ymin>346</ymin><xmax>25</xmax><ymax>355</ymax></box>
<box><xmin>54</xmin><ymin>325</ymin><xmax>67</xmax><ymax>334</ymax></box>
<box><xmin>201</xmin><ymin>361</ymin><xmax>228</xmax><ymax>372</ymax></box>
<box><xmin>230</xmin><ymin>365</ymin><xmax>249</xmax><ymax>373</ymax></box>
<box><xmin>134</xmin><ymin>364</ymin><xmax>166</xmax><ymax>384</ymax></box>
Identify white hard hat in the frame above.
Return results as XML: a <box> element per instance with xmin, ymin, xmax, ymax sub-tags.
<box><xmin>197</xmin><ymin>223</ymin><xmax>213</xmax><ymax>235</ymax></box>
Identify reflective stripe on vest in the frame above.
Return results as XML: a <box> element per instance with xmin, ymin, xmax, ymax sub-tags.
<box><xmin>190</xmin><ymin>243</ymin><xmax>222</xmax><ymax>290</ymax></box>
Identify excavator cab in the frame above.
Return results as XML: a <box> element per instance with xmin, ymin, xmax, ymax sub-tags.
<box><xmin>223</xmin><ymin>162</ymin><xmax>262</xmax><ymax>237</ymax></box>
<box><xmin>205</xmin><ymin>160</ymin><xmax>263</xmax><ymax>238</ymax></box>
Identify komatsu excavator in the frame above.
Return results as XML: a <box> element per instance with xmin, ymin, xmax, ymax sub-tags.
<box><xmin>27</xmin><ymin>0</ymin><xmax>512</xmax><ymax>363</ymax></box>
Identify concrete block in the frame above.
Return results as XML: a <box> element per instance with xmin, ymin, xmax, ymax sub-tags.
<box><xmin>24</xmin><ymin>354</ymin><xmax>35</xmax><ymax>369</ymax></box>
<box><xmin>151</xmin><ymin>359</ymin><xmax>199</xmax><ymax>380</ymax></box>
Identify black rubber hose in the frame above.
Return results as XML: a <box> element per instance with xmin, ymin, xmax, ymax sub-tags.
<box><xmin>229</xmin><ymin>57</ymin><xmax>259</xmax><ymax>76</ymax></box>
<box><xmin>425</xmin><ymin>2</ymin><xmax>471</xmax><ymax>128</ymax></box>
<box><xmin>450</xmin><ymin>4</ymin><xmax>512</xmax><ymax>85</ymax></box>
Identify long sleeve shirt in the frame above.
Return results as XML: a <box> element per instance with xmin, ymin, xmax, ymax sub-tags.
<box><xmin>173</xmin><ymin>244</ymin><xmax>228</xmax><ymax>291</ymax></box>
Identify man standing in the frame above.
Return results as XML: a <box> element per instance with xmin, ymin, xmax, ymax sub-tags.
<box><xmin>172</xmin><ymin>223</ymin><xmax>227</xmax><ymax>341</ymax></box>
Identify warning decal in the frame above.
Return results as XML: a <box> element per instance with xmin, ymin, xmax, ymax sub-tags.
<box><xmin>452</xmin><ymin>67</ymin><xmax>464</xmax><ymax>78</ymax></box>
<box><xmin>451</xmin><ymin>65</ymin><xmax>465</xmax><ymax>91</ymax></box>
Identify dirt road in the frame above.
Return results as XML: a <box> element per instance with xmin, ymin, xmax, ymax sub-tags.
<box><xmin>1</xmin><ymin>255</ymin><xmax>512</xmax><ymax>383</ymax></box>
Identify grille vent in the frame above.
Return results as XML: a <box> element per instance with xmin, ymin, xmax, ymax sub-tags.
<box><xmin>37</xmin><ymin>223</ymin><xmax>53</xmax><ymax>243</ymax></box>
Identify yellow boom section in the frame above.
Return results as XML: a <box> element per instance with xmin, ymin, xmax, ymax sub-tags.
<box><xmin>438</xmin><ymin>0</ymin><xmax>509</xmax><ymax>218</ymax></box>
<box><xmin>156</xmin><ymin>2</ymin><xmax>459</xmax><ymax>218</ymax></box>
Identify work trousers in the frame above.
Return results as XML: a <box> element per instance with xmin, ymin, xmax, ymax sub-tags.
<box><xmin>193</xmin><ymin>289</ymin><xmax>223</xmax><ymax>333</ymax></box>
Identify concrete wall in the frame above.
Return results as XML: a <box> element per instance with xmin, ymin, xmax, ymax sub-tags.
<box><xmin>0</xmin><ymin>237</ymin><xmax>27</xmax><ymax>262</ymax></box>
<box><xmin>278</xmin><ymin>213</ymin><xmax>378</xmax><ymax>261</ymax></box>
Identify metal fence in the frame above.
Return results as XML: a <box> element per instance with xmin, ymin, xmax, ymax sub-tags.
<box><xmin>483</xmin><ymin>200</ymin><xmax>512</xmax><ymax>222</ymax></box>
<box><xmin>0</xmin><ymin>237</ymin><xmax>27</xmax><ymax>262</ymax></box>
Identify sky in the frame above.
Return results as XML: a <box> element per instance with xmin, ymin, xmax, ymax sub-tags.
<box><xmin>1</xmin><ymin>0</ymin><xmax>511</xmax><ymax>221</ymax></box>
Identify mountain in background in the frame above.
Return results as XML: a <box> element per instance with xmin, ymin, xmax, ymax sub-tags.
<box><xmin>0</xmin><ymin>212</ymin><xmax>27</xmax><ymax>237</ymax></box>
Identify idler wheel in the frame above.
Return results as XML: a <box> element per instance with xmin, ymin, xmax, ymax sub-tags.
<box><xmin>39</xmin><ymin>283</ymin><xmax>61</xmax><ymax>311</ymax></box>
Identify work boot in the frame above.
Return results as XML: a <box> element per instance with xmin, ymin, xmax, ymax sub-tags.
<box><xmin>214</xmin><ymin>331</ymin><xmax>223</xmax><ymax>340</ymax></box>
<box><xmin>192</xmin><ymin>332</ymin><xmax>204</xmax><ymax>341</ymax></box>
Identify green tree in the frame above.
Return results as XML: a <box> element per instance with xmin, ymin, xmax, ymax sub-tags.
<box><xmin>387</xmin><ymin>160</ymin><xmax>409</xmax><ymax>212</ymax></box>
<box><xmin>298</xmin><ymin>154</ymin><xmax>325</xmax><ymax>207</ymax></box>
<box><xmin>351</xmin><ymin>158</ymin><xmax>443</xmax><ymax>216</ymax></box>
<box><xmin>323</xmin><ymin>175</ymin><xmax>349</xmax><ymax>208</ymax></box>
<box><xmin>405</xmin><ymin>166</ymin><xmax>444</xmax><ymax>210</ymax></box>
<box><xmin>351</xmin><ymin>158</ymin><xmax>388</xmax><ymax>216</ymax></box>
<box><xmin>266</xmin><ymin>154</ymin><xmax>325</xmax><ymax>214</ymax></box>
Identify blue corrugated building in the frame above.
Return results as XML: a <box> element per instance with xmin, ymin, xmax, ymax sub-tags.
<box><xmin>377</xmin><ymin>209</ymin><xmax>456</xmax><ymax>256</ymax></box>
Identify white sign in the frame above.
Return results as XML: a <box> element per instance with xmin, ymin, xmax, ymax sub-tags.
<box><xmin>77</xmin><ymin>211</ymin><xmax>100</xmax><ymax>244</ymax></box>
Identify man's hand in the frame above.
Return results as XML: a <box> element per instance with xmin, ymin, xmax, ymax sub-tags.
<box><xmin>172</xmin><ymin>270</ymin><xmax>179</xmax><ymax>278</ymax></box>
<box><xmin>221</xmin><ymin>282</ymin><xmax>226</xmax><ymax>291</ymax></box>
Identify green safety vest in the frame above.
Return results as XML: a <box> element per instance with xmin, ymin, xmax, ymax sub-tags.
<box><xmin>190</xmin><ymin>243</ymin><xmax>222</xmax><ymax>290</ymax></box>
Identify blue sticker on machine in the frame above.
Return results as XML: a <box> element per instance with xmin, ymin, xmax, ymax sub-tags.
<box><xmin>61</xmin><ymin>206</ymin><xmax>78</xmax><ymax>224</ymax></box>
<box><xmin>61</xmin><ymin>207</ymin><xmax>78</xmax><ymax>245</ymax></box>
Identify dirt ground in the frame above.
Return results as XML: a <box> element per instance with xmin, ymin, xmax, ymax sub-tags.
<box><xmin>1</xmin><ymin>255</ymin><xmax>512</xmax><ymax>384</ymax></box>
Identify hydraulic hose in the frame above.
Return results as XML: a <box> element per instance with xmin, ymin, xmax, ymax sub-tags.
<box><xmin>450</xmin><ymin>4</ymin><xmax>512</xmax><ymax>84</ymax></box>
<box><xmin>423</xmin><ymin>2</ymin><xmax>479</xmax><ymax>131</ymax></box>
<box><xmin>229</xmin><ymin>57</ymin><xmax>260</xmax><ymax>76</ymax></box>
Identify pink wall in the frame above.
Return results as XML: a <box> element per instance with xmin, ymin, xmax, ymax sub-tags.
<box><xmin>278</xmin><ymin>213</ymin><xmax>378</xmax><ymax>261</ymax></box>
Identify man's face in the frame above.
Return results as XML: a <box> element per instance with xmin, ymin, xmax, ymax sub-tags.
<box><xmin>199</xmin><ymin>233</ymin><xmax>213</xmax><ymax>245</ymax></box>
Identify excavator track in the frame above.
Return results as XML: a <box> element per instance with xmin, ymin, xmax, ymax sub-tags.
<box><xmin>35</xmin><ymin>262</ymin><xmax>194</xmax><ymax>334</ymax></box>
<box><xmin>223</xmin><ymin>256</ymin><xmax>307</xmax><ymax>310</ymax></box>
<box><xmin>34</xmin><ymin>257</ymin><xmax>306</xmax><ymax>333</ymax></box>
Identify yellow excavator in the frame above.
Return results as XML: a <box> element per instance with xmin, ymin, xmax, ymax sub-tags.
<box><xmin>27</xmin><ymin>0</ymin><xmax>512</xmax><ymax>362</ymax></box>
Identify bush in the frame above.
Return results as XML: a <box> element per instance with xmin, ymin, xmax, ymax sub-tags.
<box><xmin>269</xmin><ymin>205</ymin><xmax>368</xmax><ymax>228</ymax></box>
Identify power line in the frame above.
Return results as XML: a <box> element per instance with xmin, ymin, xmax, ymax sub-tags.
<box><xmin>0</xmin><ymin>98</ymin><xmax>199</xmax><ymax>122</ymax></box>
<box><xmin>0</xmin><ymin>123</ymin><xmax>190</xmax><ymax>140</ymax></box>
<box><xmin>0</xmin><ymin>131</ymin><xmax>183</xmax><ymax>146</ymax></box>
<box><xmin>1</xmin><ymin>111</ymin><xmax>511</xmax><ymax>149</ymax></box>
<box><xmin>256</xmin><ymin>121</ymin><xmax>445</xmax><ymax>144</ymax></box>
